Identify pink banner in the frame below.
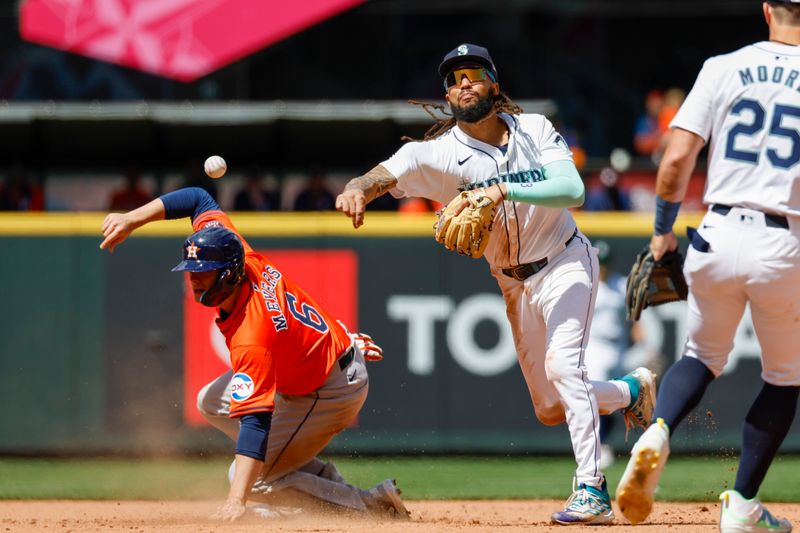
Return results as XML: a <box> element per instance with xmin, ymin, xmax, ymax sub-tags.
<box><xmin>20</xmin><ymin>0</ymin><xmax>366</xmax><ymax>81</ymax></box>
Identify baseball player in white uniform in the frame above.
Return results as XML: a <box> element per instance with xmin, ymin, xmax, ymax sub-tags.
<box><xmin>336</xmin><ymin>43</ymin><xmax>657</xmax><ymax>525</ymax></box>
<box><xmin>616</xmin><ymin>3</ymin><xmax>800</xmax><ymax>532</ymax></box>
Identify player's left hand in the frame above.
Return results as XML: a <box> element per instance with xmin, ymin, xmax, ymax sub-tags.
<box><xmin>211</xmin><ymin>498</ymin><xmax>247</xmax><ymax>521</ymax></box>
<box><xmin>444</xmin><ymin>184</ymin><xmax>505</xmax><ymax>215</ymax></box>
<box><xmin>649</xmin><ymin>232</ymin><xmax>678</xmax><ymax>261</ymax></box>
<box><xmin>481</xmin><ymin>183</ymin><xmax>507</xmax><ymax>206</ymax></box>
<box><xmin>100</xmin><ymin>212</ymin><xmax>135</xmax><ymax>253</ymax></box>
<box><xmin>434</xmin><ymin>189</ymin><xmax>496</xmax><ymax>259</ymax></box>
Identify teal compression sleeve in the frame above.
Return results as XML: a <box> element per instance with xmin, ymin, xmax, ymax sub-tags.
<box><xmin>504</xmin><ymin>160</ymin><xmax>585</xmax><ymax>208</ymax></box>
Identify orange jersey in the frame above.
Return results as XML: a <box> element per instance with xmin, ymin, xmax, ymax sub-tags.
<box><xmin>192</xmin><ymin>210</ymin><xmax>351</xmax><ymax>417</ymax></box>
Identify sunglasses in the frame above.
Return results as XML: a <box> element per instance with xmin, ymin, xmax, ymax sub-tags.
<box><xmin>444</xmin><ymin>67</ymin><xmax>496</xmax><ymax>89</ymax></box>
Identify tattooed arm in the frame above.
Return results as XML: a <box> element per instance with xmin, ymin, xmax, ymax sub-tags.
<box><xmin>335</xmin><ymin>165</ymin><xmax>398</xmax><ymax>229</ymax></box>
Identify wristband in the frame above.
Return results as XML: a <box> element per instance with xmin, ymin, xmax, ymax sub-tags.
<box><xmin>235</xmin><ymin>412</ymin><xmax>272</xmax><ymax>461</ymax></box>
<box><xmin>654</xmin><ymin>196</ymin><xmax>681</xmax><ymax>236</ymax></box>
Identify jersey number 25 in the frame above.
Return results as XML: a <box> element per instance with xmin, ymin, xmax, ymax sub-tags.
<box><xmin>725</xmin><ymin>98</ymin><xmax>800</xmax><ymax>169</ymax></box>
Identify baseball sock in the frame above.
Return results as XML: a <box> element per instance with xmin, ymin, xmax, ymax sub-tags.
<box><xmin>592</xmin><ymin>380</ymin><xmax>630</xmax><ymax>413</ymax></box>
<box><xmin>652</xmin><ymin>356</ymin><xmax>715</xmax><ymax>432</ymax></box>
<box><xmin>734</xmin><ymin>382</ymin><xmax>800</xmax><ymax>499</ymax></box>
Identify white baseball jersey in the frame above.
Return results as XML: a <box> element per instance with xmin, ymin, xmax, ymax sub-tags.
<box><xmin>382</xmin><ymin>113</ymin><xmax>577</xmax><ymax>267</ymax></box>
<box><xmin>672</xmin><ymin>41</ymin><xmax>800</xmax><ymax>214</ymax></box>
<box><xmin>677</xmin><ymin>41</ymin><xmax>800</xmax><ymax>385</ymax></box>
<box><xmin>381</xmin><ymin>113</ymin><xmax>635</xmax><ymax>489</ymax></box>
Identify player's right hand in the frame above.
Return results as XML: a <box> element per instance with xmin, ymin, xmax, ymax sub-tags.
<box><xmin>211</xmin><ymin>499</ymin><xmax>246</xmax><ymax>521</ymax></box>
<box><xmin>649</xmin><ymin>232</ymin><xmax>678</xmax><ymax>262</ymax></box>
<box><xmin>335</xmin><ymin>189</ymin><xmax>366</xmax><ymax>229</ymax></box>
<box><xmin>100</xmin><ymin>212</ymin><xmax>135</xmax><ymax>253</ymax></box>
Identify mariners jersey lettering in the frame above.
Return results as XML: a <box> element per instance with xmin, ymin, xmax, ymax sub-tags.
<box><xmin>672</xmin><ymin>41</ymin><xmax>800</xmax><ymax>216</ymax></box>
<box><xmin>192</xmin><ymin>210</ymin><xmax>351</xmax><ymax>417</ymax></box>
<box><xmin>382</xmin><ymin>113</ymin><xmax>577</xmax><ymax>267</ymax></box>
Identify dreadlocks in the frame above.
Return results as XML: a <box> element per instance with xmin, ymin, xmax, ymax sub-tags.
<box><xmin>402</xmin><ymin>91</ymin><xmax>524</xmax><ymax>142</ymax></box>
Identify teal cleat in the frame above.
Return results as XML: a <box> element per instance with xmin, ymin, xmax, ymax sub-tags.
<box><xmin>551</xmin><ymin>479</ymin><xmax>614</xmax><ymax>525</ymax></box>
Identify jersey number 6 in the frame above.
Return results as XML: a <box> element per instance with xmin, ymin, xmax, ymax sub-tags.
<box><xmin>285</xmin><ymin>292</ymin><xmax>329</xmax><ymax>333</ymax></box>
<box><xmin>725</xmin><ymin>98</ymin><xmax>800</xmax><ymax>169</ymax></box>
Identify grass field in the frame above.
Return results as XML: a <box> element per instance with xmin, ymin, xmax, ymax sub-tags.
<box><xmin>0</xmin><ymin>455</ymin><xmax>797</xmax><ymax>502</ymax></box>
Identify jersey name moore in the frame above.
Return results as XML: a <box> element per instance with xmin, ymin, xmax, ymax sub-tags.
<box><xmin>739</xmin><ymin>64</ymin><xmax>800</xmax><ymax>90</ymax></box>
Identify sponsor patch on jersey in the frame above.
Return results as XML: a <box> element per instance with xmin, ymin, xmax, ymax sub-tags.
<box><xmin>231</xmin><ymin>372</ymin><xmax>255</xmax><ymax>401</ymax></box>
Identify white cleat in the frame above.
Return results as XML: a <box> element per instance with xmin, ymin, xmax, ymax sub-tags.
<box><xmin>616</xmin><ymin>417</ymin><xmax>670</xmax><ymax>525</ymax></box>
<box><xmin>719</xmin><ymin>490</ymin><xmax>792</xmax><ymax>533</ymax></box>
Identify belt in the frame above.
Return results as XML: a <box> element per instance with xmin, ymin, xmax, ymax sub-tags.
<box><xmin>338</xmin><ymin>346</ymin><xmax>354</xmax><ymax>371</ymax></box>
<box><xmin>711</xmin><ymin>204</ymin><xmax>788</xmax><ymax>229</ymax></box>
<box><xmin>501</xmin><ymin>228</ymin><xmax>578</xmax><ymax>281</ymax></box>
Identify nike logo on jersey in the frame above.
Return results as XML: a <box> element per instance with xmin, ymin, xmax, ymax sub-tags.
<box><xmin>458</xmin><ymin>155</ymin><xmax>473</xmax><ymax>165</ymax></box>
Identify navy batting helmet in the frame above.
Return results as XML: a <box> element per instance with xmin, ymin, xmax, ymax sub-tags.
<box><xmin>172</xmin><ymin>226</ymin><xmax>245</xmax><ymax>307</ymax></box>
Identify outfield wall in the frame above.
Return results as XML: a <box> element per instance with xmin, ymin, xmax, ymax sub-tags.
<box><xmin>1</xmin><ymin>211</ymin><xmax>794</xmax><ymax>455</ymax></box>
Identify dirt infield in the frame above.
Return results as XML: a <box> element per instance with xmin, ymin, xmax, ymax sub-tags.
<box><xmin>1</xmin><ymin>499</ymin><xmax>797</xmax><ymax>532</ymax></box>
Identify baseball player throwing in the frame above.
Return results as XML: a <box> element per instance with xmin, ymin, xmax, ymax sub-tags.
<box><xmin>337</xmin><ymin>43</ymin><xmax>657</xmax><ymax>525</ymax></box>
<box><xmin>616</xmin><ymin>3</ymin><xmax>800</xmax><ymax>531</ymax></box>
<box><xmin>100</xmin><ymin>187</ymin><xmax>408</xmax><ymax>520</ymax></box>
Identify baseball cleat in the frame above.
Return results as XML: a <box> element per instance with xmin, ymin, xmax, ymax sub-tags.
<box><xmin>551</xmin><ymin>479</ymin><xmax>614</xmax><ymax>525</ymax></box>
<box><xmin>719</xmin><ymin>490</ymin><xmax>792</xmax><ymax>533</ymax></box>
<box><xmin>621</xmin><ymin>367</ymin><xmax>658</xmax><ymax>438</ymax></box>
<box><xmin>367</xmin><ymin>479</ymin><xmax>410</xmax><ymax>519</ymax></box>
<box><xmin>616</xmin><ymin>417</ymin><xmax>670</xmax><ymax>525</ymax></box>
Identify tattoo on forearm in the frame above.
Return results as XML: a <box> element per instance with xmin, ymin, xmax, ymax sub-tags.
<box><xmin>344</xmin><ymin>165</ymin><xmax>397</xmax><ymax>202</ymax></box>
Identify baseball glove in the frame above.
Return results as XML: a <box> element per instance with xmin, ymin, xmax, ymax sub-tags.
<box><xmin>626</xmin><ymin>248</ymin><xmax>689</xmax><ymax>321</ymax></box>
<box><xmin>434</xmin><ymin>190</ymin><xmax>496</xmax><ymax>259</ymax></box>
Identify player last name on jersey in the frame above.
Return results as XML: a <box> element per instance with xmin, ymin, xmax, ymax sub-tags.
<box><xmin>739</xmin><ymin>64</ymin><xmax>800</xmax><ymax>89</ymax></box>
<box><xmin>461</xmin><ymin>168</ymin><xmax>546</xmax><ymax>192</ymax></box>
<box><xmin>254</xmin><ymin>265</ymin><xmax>288</xmax><ymax>332</ymax></box>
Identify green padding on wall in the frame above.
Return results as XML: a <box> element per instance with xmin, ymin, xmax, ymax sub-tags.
<box><xmin>0</xmin><ymin>237</ymin><xmax>105</xmax><ymax>448</ymax></box>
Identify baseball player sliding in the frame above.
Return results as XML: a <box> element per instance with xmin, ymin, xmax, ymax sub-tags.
<box><xmin>616</xmin><ymin>2</ymin><xmax>800</xmax><ymax>532</ymax></box>
<box><xmin>337</xmin><ymin>43</ymin><xmax>657</xmax><ymax>525</ymax></box>
<box><xmin>99</xmin><ymin>187</ymin><xmax>409</xmax><ymax>521</ymax></box>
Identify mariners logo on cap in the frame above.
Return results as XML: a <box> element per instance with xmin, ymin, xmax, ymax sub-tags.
<box><xmin>231</xmin><ymin>373</ymin><xmax>254</xmax><ymax>401</ymax></box>
<box><xmin>186</xmin><ymin>242</ymin><xmax>200</xmax><ymax>259</ymax></box>
<box><xmin>457</xmin><ymin>44</ymin><xmax>469</xmax><ymax>55</ymax></box>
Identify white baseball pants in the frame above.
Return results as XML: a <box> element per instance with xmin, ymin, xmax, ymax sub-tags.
<box><xmin>684</xmin><ymin>206</ymin><xmax>800</xmax><ymax>386</ymax></box>
<box><xmin>494</xmin><ymin>233</ymin><xmax>630</xmax><ymax>488</ymax></box>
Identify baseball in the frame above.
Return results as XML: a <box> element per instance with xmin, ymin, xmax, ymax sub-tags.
<box><xmin>204</xmin><ymin>155</ymin><xmax>227</xmax><ymax>179</ymax></box>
